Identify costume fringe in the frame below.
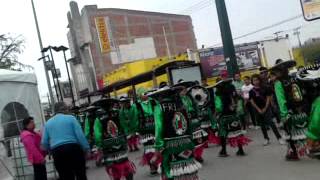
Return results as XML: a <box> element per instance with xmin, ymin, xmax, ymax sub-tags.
<box><xmin>208</xmin><ymin>129</ymin><xmax>220</xmax><ymax>145</ymax></box>
<box><xmin>194</xmin><ymin>144</ymin><xmax>205</xmax><ymax>160</ymax></box>
<box><xmin>227</xmin><ymin>135</ymin><xmax>251</xmax><ymax>148</ymax></box>
<box><xmin>127</xmin><ymin>134</ymin><xmax>140</xmax><ymax>148</ymax></box>
<box><xmin>105</xmin><ymin>160</ymin><xmax>136</xmax><ymax>180</ymax></box>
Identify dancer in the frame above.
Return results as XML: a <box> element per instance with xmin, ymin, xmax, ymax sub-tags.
<box><xmin>296</xmin><ymin>63</ymin><xmax>320</xmax><ymax>158</ymax></box>
<box><xmin>133</xmin><ymin>87</ymin><xmax>159</xmax><ymax>175</ymax></box>
<box><xmin>215</xmin><ymin>78</ymin><xmax>251</xmax><ymax>157</ymax></box>
<box><xmin>270</xmin><ymin>59</ymin><xmax>309</xmax><ymax>160</ymax></box>
<box><xmin>119</xmin><ymin>97</ymin><xmax>139</xmax><ymax>152</ymax></box>
<box><xmin>176</xmin><ymin>81</ymin><xmax>206</xmax><ymax>163</ymax></box>
<box><xmin>152</xmin><ymin>86</ymin><xmax>202</xmax><ymax>180</ymax></box>
<box><xmin>94</xmin><ymin>99</ymin><xmax>136</xmax><ymax>180</ymax></box>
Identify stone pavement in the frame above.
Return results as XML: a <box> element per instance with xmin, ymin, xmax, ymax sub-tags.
<box><xmin>87</xmin><ymin>130</ymin><xmax>320</xmax><ymax>180</ymax></box>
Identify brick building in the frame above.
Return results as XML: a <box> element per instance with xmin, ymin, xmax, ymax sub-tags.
<box><xmin>67</xmin><ymin>1</ymin><xmax>197</xmax><ymax>100</ymax></box>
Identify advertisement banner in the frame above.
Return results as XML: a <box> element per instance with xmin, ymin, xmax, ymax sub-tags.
<box><xmin>300</xmin><ymin>0</ymin><xmax>320</xmax><ymax>21</ymax></box>
<box><xmin>199</xmin><ymin>42</ymin><xmax>261</xmax><ymax>78</ymax></box>
<box><xmin>95</xmin><ymin>17</ymin><xmax>111</xmax><ymax>53</ymax></box>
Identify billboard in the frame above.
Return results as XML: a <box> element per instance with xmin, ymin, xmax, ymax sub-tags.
<box><xmin>199</xmin><ymin>42</ymin><xmax>261</xmax><ymax>78</ymax></box>
<box><xmin>300</xmin><ymin>0</ymin><xmax>320</xmax><ymax>21</ymax></box>
<box><xmin>95</xmin><ymin>17</ymin><xmax>111</xmax><ymax>53</ymax></box>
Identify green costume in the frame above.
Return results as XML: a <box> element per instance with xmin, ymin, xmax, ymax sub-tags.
<box><xmin>119</xmin><ymin>106</ymin><xmax>139</xmax><ymax>136</ymax></box>
<box><xmin>154</xmin><ymin>97</ymin><xmax>201</xmax><ymax>179</ymax></box>
<box><xmin>93</xmin><ymin>108</ymin><xmax>136</xmax><ymax>179</ymax></box>
<box><xmin>306</xmin><ymin>96</ymin><xmax>320</xmax><ymax>141</ymax></box>
<box><xmin>274</xmin><ymin>80</ymin><xmax>308</xmax><ymax>141</ymax></box>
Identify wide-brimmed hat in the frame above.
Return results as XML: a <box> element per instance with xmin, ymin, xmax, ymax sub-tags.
<box><xmin>296</xmin><ymin>63</ymin><xmax>320</xmax><ymax>82</ymax></box>
<box><xmin>91</xmin><ymin>98</ymin><xmax>119</xmax><ymax>108</ymax></box>
<box><xmin>79</xmin><ymin>105</ymin><xmax>98</xmax><ymax>113</ymax></box>
<box><xmin>119</xmin><ymin>96</ymin><xmax>130</xmax><ymax>102</ymax></box>
<box><xmin>187</xmin><ymin>85</ymin><xmax>210</xmax><ymax>108</ymax></box>
<box><xmin>270</xmin><ymin>59</ymin><xmax>296</xmax><ymax>71</ymax></box>
<box><xmin>147</xmin><ymin>86</ymin><xmax>183</xmax><ymax>99</ymax></box>
<box><xmin>172</xmin><ymin>80</ymin><xmax>197</xmax><ymax>89</ymax></box>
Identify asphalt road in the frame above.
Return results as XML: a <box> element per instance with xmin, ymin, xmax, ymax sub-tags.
<box><xmin>87</xmin><ymin>129</ymin><xmax>320</xmax><ymax>180</ymax></box>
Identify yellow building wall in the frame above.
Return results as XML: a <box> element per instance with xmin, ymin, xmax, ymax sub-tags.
<box><xmin>103</xmin><ymin>54</ymin><xmax>188</xmax><ymax>95</ymax></box>
<box><xmin>292</xmin><ymin>48</ymin><xmax>306</xmax><ymax>67</ymax></box>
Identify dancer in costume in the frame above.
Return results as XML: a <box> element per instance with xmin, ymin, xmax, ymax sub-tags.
<box><xmin>119</xmin><ymin>97</ymin><xmax>140</xmax><ymax>152</ymax></box>
<box><xmin>152</xmin><ymin>86</ymin><xmax>202</xmax><ymax>180</ymax></box>
<box><xmin>214</xmin><ymin>79</ymin><xmax>251</xmax><ymax>157</ymax></box>
<box><xmin>175</xmin><ymin>81</ymin><xmax>205</xmax><ymax>163</ymax></box>
<box><xmin>83</xmin><ymin>106</ymin><xmax>99</xmax><ymax>148</ymax></box>
<box><xmin>133</xmin><ymin>87</ymin><xmax>159</xmax><ymax>175</ymax></box>
<box><xmin>205</xmin><ymin>85</ymin><xmax>220</xmax><ymax>145</ymax></box>
<box><xmin>94</xmin><ymin>99</ymin><xmax>136</xmax><ymax>180</ymax></box>
<box><xmin>270</xmin><ymin>59</ymin><xmax>309</xmax><ymax>160</ymax></box>
<box><xmin>296</xmin><ymin>63</ymin><xmax>320</xmax><ymax>158</ymax></box>
<box><xmin>185</xmin><ymin>82</ymin><xmax>218</xmax><ymax>162</ymax></box>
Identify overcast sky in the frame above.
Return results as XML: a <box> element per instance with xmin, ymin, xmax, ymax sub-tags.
<box><xmin>1</xmin><ymin>0</ymin><xmax>319</xmax><ymax>101</ymax></box>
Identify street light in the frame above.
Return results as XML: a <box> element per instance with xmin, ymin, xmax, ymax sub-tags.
<box><xmin>42</xmin><ymin>46</ymin><xmax>63</xmax><ymax>102</ymax></box>
<box><xmin>52</xmin><ymin>45</ymin><xmax>76</xmax><ymax>106</ymax></box>
<box><xmin>38</xmin><ymin>55</ymin><xmax>60</xmax><ymax>101</ymax></box>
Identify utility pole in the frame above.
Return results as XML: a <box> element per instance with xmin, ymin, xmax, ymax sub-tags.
<box><xmin>293</xmin><ymin>27</ymin><xmax>302</xmax><ymax>47</ymax></box>
<box><xmin>293</xmin><ymin>26</ymin><xmax>306</xmax><ymax>64</ymax></box>
<box><xmin>30</xmin><ymin>0</ymin><xmax>55</xmax><ymax>113</ymax></box>
<box><xmin>48</xmin><ymin>47</ymin><xmax>63</xmax><ymax>101</ymax></box>
<box><xmin>215</xmin><ymin>0</ymin><xmax>239</xmax><ymax>77</ymax></box>
<box><xmin>62</xmin><ymin>48</ymin><xmax>75</xmax><ymax>106</ymax></box>
<box><xmin>163</xmin><ymin>26</ymin><xmax>172</xmax><ymax>60</ymax></box>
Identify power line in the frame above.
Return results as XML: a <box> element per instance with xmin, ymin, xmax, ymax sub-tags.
<box><xmin>179</xmin><ymin>0</ymin><xmax>213</xmax><ymax>14</ymax></box>
<box><xmin>210</xmin><ymin>14</ymin><xmax>303</xmax><ymax>47</ymax></box>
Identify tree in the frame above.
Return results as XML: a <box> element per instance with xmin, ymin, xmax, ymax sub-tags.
<box><xmin>0</xmin><ymin>34</ymin><xmax>25</xmax><ymax>70</ymax></box>
<box><xmin>301</xmin><ymin>42</ymin><xmax>320</xmax><ymax>64</ymax></box>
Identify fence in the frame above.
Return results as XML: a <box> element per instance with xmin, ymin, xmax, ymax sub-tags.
<box><xmin>0</xmin><ymin>136</ymin><xmax>58</xmax><ymax>180</ymax></box>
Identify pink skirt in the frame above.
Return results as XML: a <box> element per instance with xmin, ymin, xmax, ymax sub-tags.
<box><xmin>105</xmin><ymin>160</ymin><xmax>136</xmax><ymax>180</ymax></box>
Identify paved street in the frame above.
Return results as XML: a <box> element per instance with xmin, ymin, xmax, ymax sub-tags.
<box><xmin>87</xmin><ymin>130</ymin><xmax>319</xmax><ymax>180</ymax></box>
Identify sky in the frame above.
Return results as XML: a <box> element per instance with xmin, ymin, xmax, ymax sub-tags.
<box><xmin>0</xmin><ymin>0</ymin><xmax>319</xmax><ymax>102</ymax></box>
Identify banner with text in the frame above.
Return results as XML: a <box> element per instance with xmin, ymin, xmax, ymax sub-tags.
<box><xmin>199</xmin><ymin>42</ymin><xmax>261</xmax><ymax>78</ymax></box>
<box><xmin>95</xmin><ymin>17</ymin><xmax>111</xmax><ymax>53</ymax></box>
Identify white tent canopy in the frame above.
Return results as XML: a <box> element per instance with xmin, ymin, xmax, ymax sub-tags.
<box><xmin>0</xmin><ymin>69</ymin><xmax>43</xmax><ymax>139</ymax></box>
<box><xmin>0</xmin><ymin>69</ymin><xmax>37</xmax><ymax>84</ymax></box>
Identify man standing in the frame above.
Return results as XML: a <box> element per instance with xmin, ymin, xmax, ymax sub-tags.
<box><xmin>232</xmin><ymin>73</ymin><xmax>244</xmax><ymax>95</ymax></box>
<box><xmin>41</xmin><ymin>102</ymin><xmax>90</xmax><ymax>180</ymax></box>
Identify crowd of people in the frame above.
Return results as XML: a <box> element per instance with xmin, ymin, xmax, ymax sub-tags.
<box><xmin>20</xmin><ymin>59</ymin><xmax>320</xmax><ymax>180</ymax></box>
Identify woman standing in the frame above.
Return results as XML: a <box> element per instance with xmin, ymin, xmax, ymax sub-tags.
<box><xmin>20</xmin><ymin>117</ymin><xmax>47</xmax><ymax>180</ymax></box>
<box><xmin>249</xmin><ymin>74</ymin><xmax>285</xmax><ymax>146</ymax></box>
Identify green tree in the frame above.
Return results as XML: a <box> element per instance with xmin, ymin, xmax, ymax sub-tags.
<box><xmin>301</xmin><ymin>41</ymin><xmax>320</xmax><ymax>64</ymax></box>
<box><xmin>0</xmin><ymin>34</ymin><xmax>25</xmax><ymax>70</ymax></box>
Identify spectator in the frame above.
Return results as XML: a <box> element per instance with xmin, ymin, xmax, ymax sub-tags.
<box><xmin>41</xmin><ymin>102</ymin><xmax>90</xmax><ymax>180</ymax></box>
<box><xmin>20</xmin><ymin>117</ymin><xmax>47</xmax><ymax>180</ymax></box>
<box><xmin>232</xmin><ymin>73</ymin><xmax>244</xmax><ymax>95</ymax></box>
<box><xmin>241</xmin><ymin>76</ymin><xmax>257</xmax><ymax>129</ymax></box>
<box><xmin>259</xmin><ymin>67</ymin><xmax>269</xmax><ymax>86</ymax></box>
<box><xmin>249</xmin><ymin>74</ymin><xmax>285</xmax><ymax>146</ymax></box>
<box><xmin>220</xmin><ymin>69</ymin><xmax>228</xmax><ymax>80</ymax></box>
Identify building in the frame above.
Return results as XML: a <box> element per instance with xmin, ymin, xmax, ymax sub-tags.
<box><xmin>66</xmin><ymin>1</ymin><xmax>197</xmax><ymax>100</ymax></box>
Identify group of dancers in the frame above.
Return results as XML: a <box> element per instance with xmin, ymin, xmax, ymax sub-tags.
<box><xmin>76</xmin><ymin>60</ymin><xmax>320</xmax><ymax>180</ymax></box>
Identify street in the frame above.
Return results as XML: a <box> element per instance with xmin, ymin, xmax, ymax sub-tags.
<box><xmin>87</xmin><ymin>130</ymin><xmax>319</xmax><ymax>180</ymax></box>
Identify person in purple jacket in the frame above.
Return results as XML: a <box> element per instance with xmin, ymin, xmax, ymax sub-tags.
<box><xmin>20</xmin><ymin>117</ymin><xmax>47</xmax><ymax>180</ymax></box>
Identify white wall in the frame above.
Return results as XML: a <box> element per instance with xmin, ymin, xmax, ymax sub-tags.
<box><xmin>259</xmin><ymin>38</ymin><xmax>293</xmax><ymax>67</ymax></box>
<box><xmin>111</xmin><ymin>37</ymin><xmax>157</xmax><ymax>64</ymax></box>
